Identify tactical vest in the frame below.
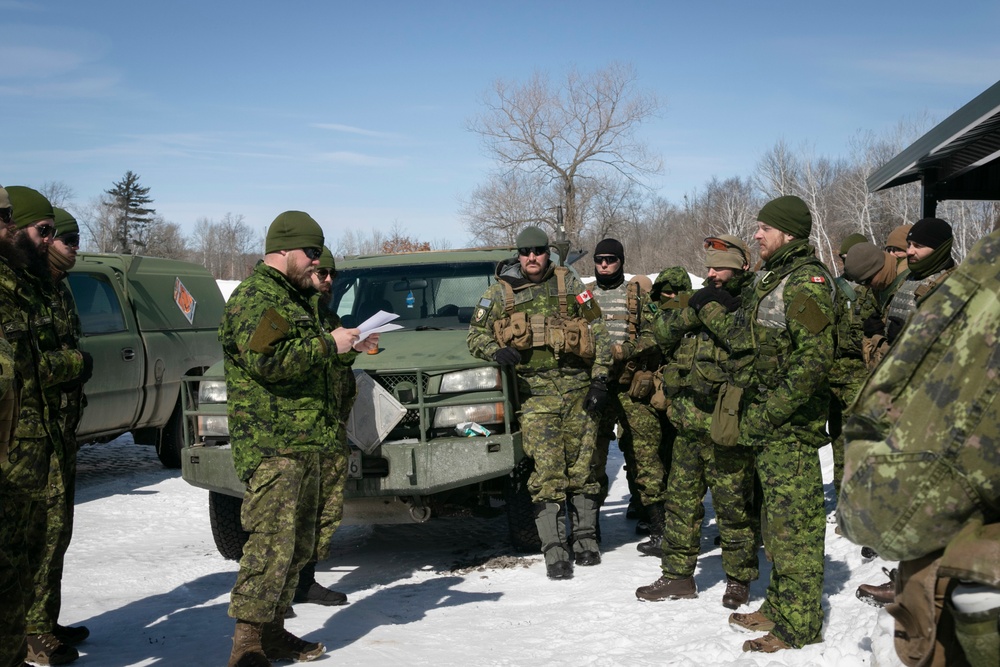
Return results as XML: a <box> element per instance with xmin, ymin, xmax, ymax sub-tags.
<box><xmin>0</xmin><ymin>333</ymin><xmax>18</xmax><ymax>464</ymax></box>
<box><xmin>592</xmin><ymin>280</ymin><xmax>630</xmax><ymax>346</ymax></box>
<box><xmin>492</xmin><ymin>266</ymin><xmax>596</xmax><ymax>370</ymax></box>
<box><xmin>752</xmin><ymin>258</ymin><xmax>835</xmax><ymax>387</ymax></box>
<box><xmin>833</xmin><ymin>276</ymin><xmax>864</xmax><ymax>360</ymax></box>
<box><xmin>886</xmin><ymin>268</ymin><xmax>954</xmax><ymax>326</ymax></box>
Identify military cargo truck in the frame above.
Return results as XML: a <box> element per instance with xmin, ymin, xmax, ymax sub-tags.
<box><xmin>180</xmin><ymin>248</ymin><xmax>550</xmax><ymax>559</ymax></box>
<box><xmin>66</xmin><ymin>253</ymin><xmax>225</xmax><ymax>468</ymax></box>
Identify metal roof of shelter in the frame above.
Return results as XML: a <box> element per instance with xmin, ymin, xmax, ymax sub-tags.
<box><xmin>867</xmin><ymin>79</ymin><xmax>1000</xmax><ymax>216</ymax></box>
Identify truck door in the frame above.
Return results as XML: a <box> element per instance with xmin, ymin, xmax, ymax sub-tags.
<box><xmin>66</xmin><ymin>270</ymin><xmax>144</xmax><ymax>438</ymax></box>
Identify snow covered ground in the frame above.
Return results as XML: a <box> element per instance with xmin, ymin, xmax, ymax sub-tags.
<box><xmin>61</xmin><ymin>436</ymin><xmax>902</xmax><ymax>666</ymax></box>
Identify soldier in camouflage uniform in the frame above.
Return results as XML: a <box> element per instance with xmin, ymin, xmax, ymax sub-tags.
<box><xmin>23</xmin><ymin>206</ymin><xmax>93</xmax><ymax>663</ymax></box>
<box><xmin>3</xmin><ymin>187</ymin><xmax>89</xmax><ymax>666</ymax></box>
<box><xmin>0</xmin><ymin>184</ymin><xmax>35</xmax><ymax>667</ymax></box>
<box><xmin>221</xmin><ymin>212</ymin><xmax>375</xmax><ymax>667</ymax></box>
<box><xmin>828</xmin><ymin>234</ymin><xmax>880</xmax><ymax>496</ymax></box>
<box><xmin>839</xmin><ymin>227</ymin><xmax>1000</xmax><ymax>667</ymax></box>
<box><xmin>692</xmin><ymin>196</ymin><xmax>835</xmax><ymax>653</ymax></box>
<box><xmin>292</xmin><ymin>246</ymin><xmax>360</xmax><ymax>609</ymax></box>
<box><xmin>588</xmin><ymin>239</ymin><xmax>665</xmax><ymax>540</ymax></box>
<box><xmin>467</xmin><ymin>226</ymin><xmax>612</xmax><ymax>580</ymax></box>
<box><xmin>635</xmin><ymin>236</ymin><xmax>758</xmax><ymax>610</ymax></box>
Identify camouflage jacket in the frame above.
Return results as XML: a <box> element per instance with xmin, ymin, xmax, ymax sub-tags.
<box><xmin>829</xmin><ymin>277</ymin><xmax>878</xmax><ymax>386</ymax></box>
<box><xmin>0</xmin><ymin>258</ymin><xmax>27</xmax><ymax>462</ymax></box>
<box><xmin>698</xmin><ymin>240</ymin><xmax>835</xmax><ymax>446</ymax></box>
<box><xmin>221</xmin><ymin>261</ymin><xmax>343</xmax><ymax>481</ymax></box>
<box><xmin>467</xmin><ymin>258</ymin><xmax>611</xmax><ymax>385</ymax></box>
<box><xmin>43</xmin><ymin>274</ymin><xmax>86</xmax><ymax>446</ymax></box>
<box><xmin>314</xmin><ymin>293</ymin><xmax>358</xmax><ymax>439</ymax></box>
<box><xmin>839</xmin><ymin>228</ymin><xmax>1000</xmax><ymax>563</ymax></box>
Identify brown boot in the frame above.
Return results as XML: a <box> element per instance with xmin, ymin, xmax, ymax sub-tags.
<box><xmin>261</xmin><ymin>618</ymin><xmax>325</xmax><ymax>662</ymax></box>
<box><xmin>227</xmin><ymin>621</ymin><xmax>270</xmax><ymax>667</ymax></box>
<box><xmin>25</xmin><ymin>633</ymin><xmax>79</xmax><ymax>665</ymax></box>
<box><xmin>722</xmin><ymin>577</ymin><xmax>750</xmax><ymax>609</ymax></box>
<box><xmin>856</xmin><ymin>567</ymin><xmax>897</xmax><ymax>607</ymax></box>
<box><xmin>742</xmin><ymin>633</ymin><xmax>792</xmax><ymax>653</ymax></box>
<box><xmin>728</xmin><ymin>609</ymin><xmax>775</xmax><ymax>633</ymax></box>
<box><xmin>635</xmin><ymin>576</ymin><xmax>697</xmax><ymax>602</ymax></box>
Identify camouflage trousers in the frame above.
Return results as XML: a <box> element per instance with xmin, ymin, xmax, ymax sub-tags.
<box><xmin>313</xmin><ymin>445</ymin><xmax>349</xmax><ymax>563</ymax></box>
<box><xmin>828</xmin><ymin>371</ymin><xmax>865</xmax><ymax>496</ymax></box>
<box><xmin>26</xmin><ymin>446</ymin><xmax>76</xmax><ymax>634</ymax></box>
<box><xmin>0</xmin><ymin>490</ymin><xmax>34</xmax><ymax>667</ymax></box>
<box><xmin>229</xmin><ymin>452</ymin><xmax>321</xmax><ymax>623</ymax></box>
<box><xmin>519</xmin><ymin>373</ymin><xmax>600</xmax><ymax>503</ymax></box>
<box><xmin>660</xmin><ymin>393</ymin><xmax>758</xmax><ymax>583</ymax></box>
<box><xmin>594</xmin><ymin>387</ymin><xmax>668</xmax><ymax>506</ymax></box>
<box><xmin>754</xmin><ymin>434</ymin><xmax>826</xmax><ymax>648</ymax></box>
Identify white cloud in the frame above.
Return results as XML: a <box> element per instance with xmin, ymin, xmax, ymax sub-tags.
<box><xmin>315</xmin><ymin>151</ymin><xmax>407</xmax><ymax>167</ymax></box>
<box><xmin>311</xmin><ymin>123</ymin><xmax>401</xmax><ymax>140</ymax></box>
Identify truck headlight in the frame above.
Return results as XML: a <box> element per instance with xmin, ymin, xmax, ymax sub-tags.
<box><xmin>197</xmin><ymin>415</ymin><xmax>230</xmax><ymax>438</ymax></box>
<box><xmin>433</xmin><ymin>403</ymin><xmax>504</xmax><ymax>428</ymax></box>
<box><xmin>439</xmin><ymin>367</ymin><xmax>501</xmax><ymax>393</ymax></box>
<box><xmin>199</xmin><ymin>379</ymin><xmax>227</xmax><ymax>403</ymax></box>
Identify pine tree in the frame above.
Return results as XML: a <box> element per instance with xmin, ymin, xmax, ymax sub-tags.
<box><xmin>104</xmin><ymin>170</ymin><xmax>156</xmax><ymax>254</ymax></box>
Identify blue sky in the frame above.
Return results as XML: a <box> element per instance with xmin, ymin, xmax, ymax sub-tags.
<box><xmin>3</xmin><ymin>0</ymin><xmax>998</xmax><ymax>247</ymax></box>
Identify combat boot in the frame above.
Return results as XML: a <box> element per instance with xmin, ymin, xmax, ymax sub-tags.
<box><xmin>293</xmin><ymin>561</ymin><xmax>348</xmax><ymax>606</ymax></box>
<box><xmin>568</xmin><ymin>494</ymin><xmax>601</xmax><ymax>566</ymax></box>
<box><xmin>53</xmin><ymin>624</ymin><xmax>89</xmax><ymax>646</ymax></box>
<box><xmin>25</xmin><ymin>633</ymin><xmax>79</xmax><ymax>665</ymax></box>
<box><xmin>856</xmin><ymin>567</ymin><xmax>897</xmax><ymax>607</ymax></box>
<box><xmin>635</xmin><ymin>575</ymin><xmax>697</xmax><ymax>602</ymax></box>
<box><xmin>261</xmin><ymin>618</ymin><xmax>325</xmax><ymax>662</ymax></box>
<box><xmin>742</xmin><ymin>633</ymin><xmax>792</xmax><ymax>653</ymax></box>
<box><xmin>728</xmin><ymin>609</ymin><xmax>775</xmax><ymax>633</ymax></box>
<box><xmin>636</xmin><ymin>502</ymin><xmax>665</xmax><ymax>557</ymax></box>
<box><xmin>722</xmin><ymin>577</ymin><xmax>750</xmax><ymax>609</ymax></box>
<box><xmin>534</xmin><ymin>501</ymin><xmax>573</xmax><ymax>579</ymax></box>
<box><xmin>227</xmin><ymin>620</ymin><xmax>269</xmax><ymax>667</ymax></box>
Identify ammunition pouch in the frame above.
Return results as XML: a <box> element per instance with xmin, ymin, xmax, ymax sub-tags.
<box><xmin>710</xmin><ymin>383</ymin><xmax>742</xmax><ymax>447</ymax></box>
<box><xmin>627</xmin><ymin>369</ymin><xmax>654</xmax><ymax>400</ymax></box>
<box><xmin>863</xmin><ymin>334</ymin><xmax>890</xmax><ymax>371</ymax></box>
<box><xmin>493</xmin><ymin>311</ymin><xmax>531</xmax><ymax>350</ymax></box>
<box><xmin>546</xmin><ymin>316</ymin><xmax>595</xmax><ymax>360</ymax></box>
<box><xmin>649</xmin><ymin>372</ymin><xmax>670</xmax><ymax>412</ymax></box>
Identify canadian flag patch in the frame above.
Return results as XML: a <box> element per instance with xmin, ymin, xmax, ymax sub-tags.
<box><xmin>810</xmin><ymin>276</ymin><xmax>826</xmax><ymax>284</ymax></box>
<box><xmin>576</xmin><ymin>290</ymin><xmax>594</xmax><ymax>304</ymax></box>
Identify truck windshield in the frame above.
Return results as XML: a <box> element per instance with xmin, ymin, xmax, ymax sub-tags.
<box><xmin>331</xmin><ymin>262</ymin><xmax>498</xmax><ymax>330</ymax></box>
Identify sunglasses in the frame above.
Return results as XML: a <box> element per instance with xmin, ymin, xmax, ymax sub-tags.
<box><xmin>34</xmin><ymin>223</ymin><xmax>57</xmax><ymax>239</ymax></box>
<box><xmin>518</xmin><ymin>246</ymin><xmax>548</xmax><ymax>257</ymax></box>
<box><xmin>302</xmin><ymin>247</ymin><xmax>322</xmax><ymax>261</ymax></box>
<box><xmin>57</xmin><ymin>233</ymin><xmax>80</xmax><ymax>247</ymax></box>
<box><xmin>315</xmin><ymin>268</ymin><xmax>335</xmax><ymax>280</ymax></box>
<box><xmin>594</xmin><ymin>255</ymin><xmax>619</xmax><ymax>265</ymax></box>
<box><xmin>704</xmin><ymin>237</ymin><xmax>748</xmax><ymax>263</ymax></box>
<box><xmin>0</xmin><ymin>208</ymin><xmax>11</xmax><ymax>225</ymax></box>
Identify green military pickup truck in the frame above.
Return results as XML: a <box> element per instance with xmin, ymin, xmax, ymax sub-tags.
<box><xmin>66</xmin><ymin>253</ymin><xmax>225</xmax><ymax>467</ymax></box>
<box><xmin>181</xmin><ymin>248</ymin><xmax>547</xmax><ymax>559</ymax></box>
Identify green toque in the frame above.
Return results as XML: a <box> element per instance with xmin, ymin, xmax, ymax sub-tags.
<box><xmin>6</xmin><ymin>186</ymin><xmax>54</xmax><ymax>229</ymax></box>
<box><xmin>757</xmin><ymin>195</ymin><xmax>812</xmax><ymax>238</ymax></box>
<box><xmin>265</xmin><ymin>211</ymin><xmax>324</xmax><ymax>254</ymax></box>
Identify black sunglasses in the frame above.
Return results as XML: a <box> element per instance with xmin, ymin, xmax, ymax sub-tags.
<box><xmin>302</xmin><ymin>247</ymin><xmax>322</xmax><ymax>260</ymax></box>
<box><xmin>594</xmin><ymin>254</ymin><xmax>619</xmax><ymax>265</ymax></box>
<box><xmin>315</xmin><ymin>268</ymin><xmax>335</xmax><ymax>280</ymax></box>
<box><xmin>34</xmin><ymin>223</ymin><xmax>56</xmax><ymax>239</ymax></box>
<box><xmin>0</xmin><ymin>208</ymin><xmax>11</xmax><ymax>225</ymax></box>
<box><xmin>518</xmin><ymin>246</ymin><xmax>548</xmax><ymax>257</ymax></box>
<box><xmin>57</xmin><ymin>233</ymin><xmax>80</xmax><ymax>247</ymax></box>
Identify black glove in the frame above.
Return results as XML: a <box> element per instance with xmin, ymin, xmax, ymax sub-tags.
<box><xmin>688</xmin><ymin>285</ymin><xmax>740</xmax><ymax>313</ymax></box>
<box><xmin>492</xmin><ymin>346</ymin><xmax>521</xmax><ymax>366</ymax></box>
<box><xmin>583</xmin><ymin>378</ymin><xmax>609</xmax><ymax>414</ymax></box>
<box><xmin>78</xmin><ymin>350</ymin><xmax>94</xmax><ymax>385</ymax></box>
<box><xmin>886</xmin><ymin>317</ymin><xmax>904</xmax><ymax>344</ymax></box>
<box><xmin>862</xmin><ymin>314</ymin><xmax>884</xmax><ymax>338</ymax></box>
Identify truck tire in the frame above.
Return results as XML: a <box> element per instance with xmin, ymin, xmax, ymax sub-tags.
<box><xmin>504</xmin><ymin>458</ymin><xmax>541</xmax><ymax>553</ymax></box>
<box><xmin>209</xmin><ymin>491</ymin><xmax>249</xmax><ymax>561</ymax></box>
<box><xmin>156</xmin><ymin>399</ymin><xmax>184</xmax><ymax>469</ymax></box>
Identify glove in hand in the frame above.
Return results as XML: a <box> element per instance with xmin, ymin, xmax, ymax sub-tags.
<box><xmin>688</xmin><ymin>285</ymin><xmax>740</xmax><ymax>313</ymax></box>
<box><xmin>492</xmin><ymin>346</ymin><xmax>521</xmax><ymax>366</ymax></box>
<box><xmin>862</xmin><ymin>314</ymin><xmax>884</xmax><ymax>338</ymax></box>
<box><xmin>78</xmin><ymin>351</ymin><xmax>95</xmax><ymax>385</ymax></box>
<box><xmin>885</xmin><ymin>317</ymin><xmax>904</xmax><ymax>344</ymax></box>
<box><xmin>583</xmin><ymin>379</ymin><xmax>609</xmax><ymax>414</ymax></box>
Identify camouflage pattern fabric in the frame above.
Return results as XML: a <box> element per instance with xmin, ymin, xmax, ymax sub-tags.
<box><xmin>229</xmin><ymin>453</ymin><xmax>321</xmax><ymax>622</ymax></box>
<box><xmin>661</xmin><ymin>392</ymin><xmax>757</xmax><ymax>583</ymax></box>
<box><xmin>220</xmin><ymin>261</ymin><xmax>342</xmax><ymax>482</ymax></box>
<box><xmin>25</xmin><ymin>276</ymin><xmax>85</xmax><ymax>635</ymax></box>
<box><xmin>698</xmin><ymin>239</ymin><xmax>834</xmax><ymax>648</ymax></box>
<box><xmin>468</xmin><ymin>259</ymin><xmax>610</xmax><ymax>502</ymax></box>
<box><xmin>839</xmin><ymin>228</ymin><xmax>1000</xmax><ymax>563</ymax></box>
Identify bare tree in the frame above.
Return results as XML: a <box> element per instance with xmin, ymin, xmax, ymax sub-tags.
<box><xmin>468</xmin><ymin>62</ymin><xmax>662</xmax><ymax>245</ymax></box>
<box><xmin>38</xmin><ymin>181</ymin><xmax>76</xmax><ymax>209</ymax></box>
<box><xmin>459</xmin><ymin>170</ymin><xmax>557</xmax><ymax>246</ymax></box>
<box><xmin>190</xmin><ymin>213</ymin><xmax>261</xmax><ymax>279</ymax></box>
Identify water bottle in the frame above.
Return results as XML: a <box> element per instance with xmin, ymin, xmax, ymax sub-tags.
<box><xmin>406</xmin><ymin>290</ymin><xmax>415</xmax><ymax>309</ymax></box>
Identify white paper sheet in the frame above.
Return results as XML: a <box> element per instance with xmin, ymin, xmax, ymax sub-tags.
<box><xmin>356</xmin><ymin>310</ymin><xmax>403</xmax><ymax>341</ymax></box>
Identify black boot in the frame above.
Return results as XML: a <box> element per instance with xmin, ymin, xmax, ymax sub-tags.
<box><xmin>568</xmin><ymin>494</ymin><xmax>601</xmax><ymax>566</ymax></box>
<box><xmin>294</xmin><ymin>561</ymin><xmax>348</xmax><ymax>606</ymax></box>
<box><xmin>534</xmin><ymin>501</ymin><xmax>573</xmax><ymax>579</ymax></box>
<box><xmin>636</xmin><ymin>502</ymin><xmax>665</xmax><ymax>557</ymax></box>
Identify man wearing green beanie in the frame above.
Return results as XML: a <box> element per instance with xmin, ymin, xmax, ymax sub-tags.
<box><xmin>220</xmin><ymin>213</ymin><xmax>377</xmax><ymax>666</ymax></box>
<box><xmin>689</xmin><ymin>195</ymin><xmax>836</xmax><ymax>652</ymax></box>
<box><xmin>3</xmin><ymin>186</ymin><xmax>90</xmax><ymax>665</ymax></box>
<box><xmin>291</xmin><ymin>246</ymin><xmax>360</xmax><ymax>610</ymax></box>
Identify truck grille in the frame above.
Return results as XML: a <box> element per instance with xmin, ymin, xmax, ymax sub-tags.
<box><xmin>373</xmin><ymin>373</ymin><xmax>428</xmax><ymax>427</ymax></box>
